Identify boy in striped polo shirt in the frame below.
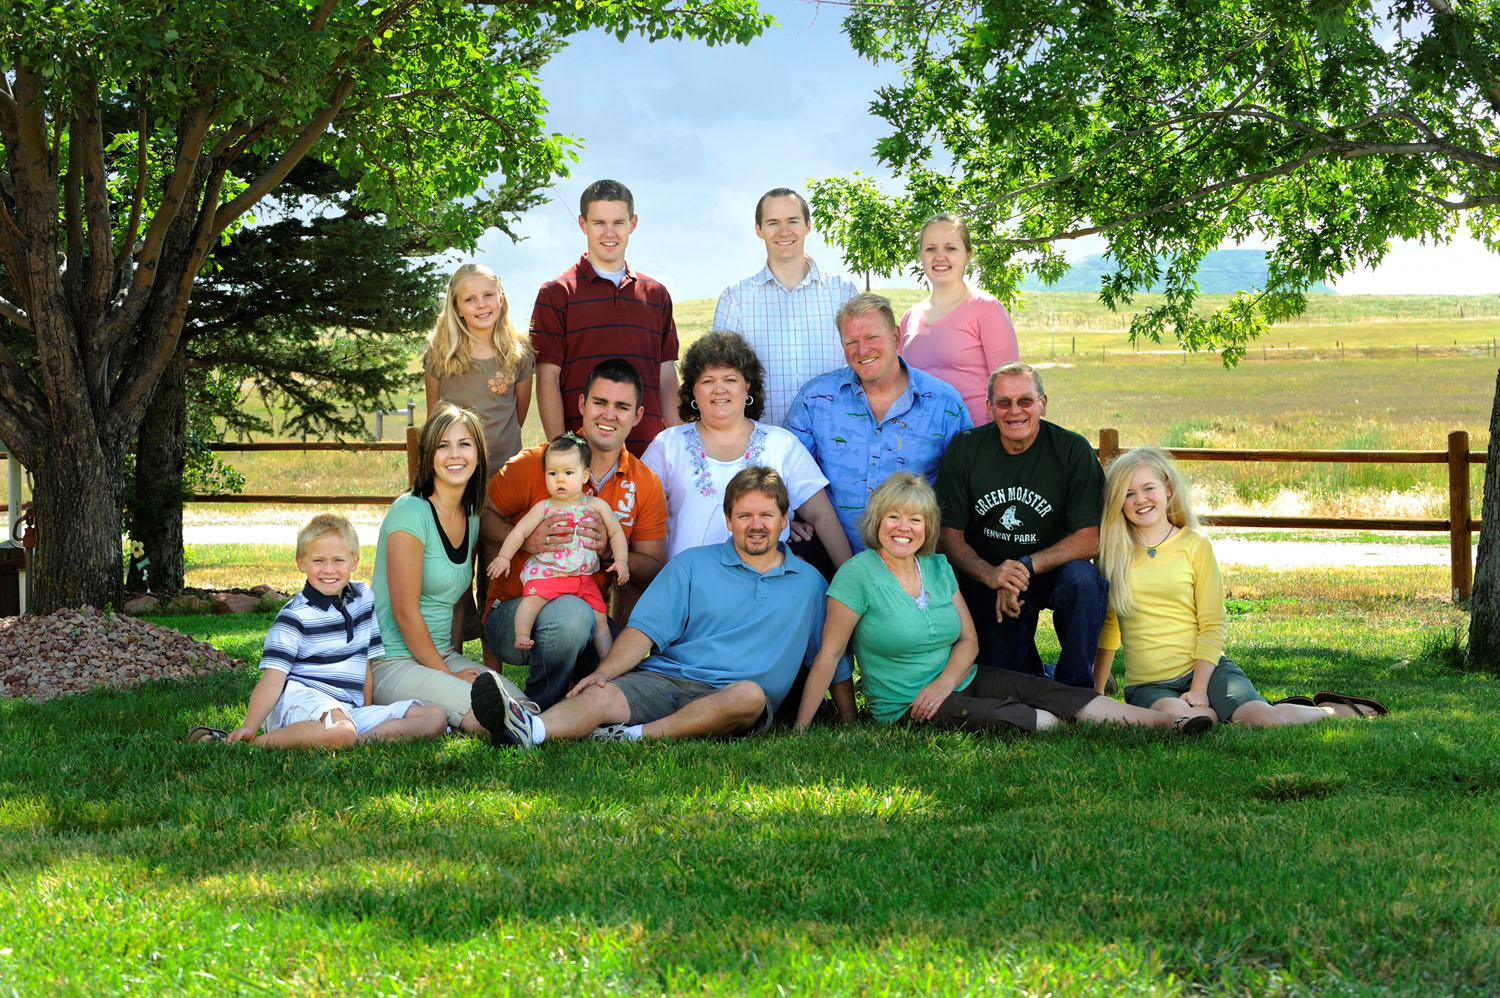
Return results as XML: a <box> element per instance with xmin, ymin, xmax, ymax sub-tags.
<box><xmin>226</xmin><ymin>514</ymin><xmax>447</xmax><ymax>748</ymax></box>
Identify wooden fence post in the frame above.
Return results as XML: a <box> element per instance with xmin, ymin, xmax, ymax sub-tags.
<box><xmin>1098</xmin><ymin>428</ymin><xmax>1120</xmax><ymax>467</ymax></box>
<box><xmin>1450</xmin><ymin>430</ymin><xmax>1473</xmax><ymax>601</ymax></box>
<box><xmin>406</xmin><ymin>425</ymin><xmax>421</xmax><ymax>488</ymax></box>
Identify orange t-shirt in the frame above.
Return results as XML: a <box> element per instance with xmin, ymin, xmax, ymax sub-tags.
<box><xmin>484</xmin><ymin>444</ymin><xmax>668</xmax><ymax>611</ymax></box>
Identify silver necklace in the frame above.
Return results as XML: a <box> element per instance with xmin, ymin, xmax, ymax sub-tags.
<box><xmin>1145</xmin><ymin>524</ymin><xmax>1177</xmax><ymax>558</ymax></box>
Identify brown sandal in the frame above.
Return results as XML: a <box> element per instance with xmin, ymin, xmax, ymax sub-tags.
<box><xmin>1173</xmin><ymin>715</ymin><xmax>1213</xmax><ymax>736</ymax></box>
<box><xmin>186</xmin><ymin>725</ymin><xmax>227</xmax><ymax>743</ymax></box>
<box><xmin>1312</xmin><ymin>691</ymin><xmax>1389</xmax><ymax>717</ymax></box>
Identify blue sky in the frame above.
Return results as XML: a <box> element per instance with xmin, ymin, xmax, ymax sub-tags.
<box><xmin>475</xmin><ymin>0</ymin><xmax>1495</xmax><ymax>308</ymax></box>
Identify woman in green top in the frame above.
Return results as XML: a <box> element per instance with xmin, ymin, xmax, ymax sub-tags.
<box><xmin>794</xmin><ymin>473</ymin><xmax>1210</xmax><ymax>735</ymax></box>
<box><xmin>371</xmin><ymin>402</ymin><xmax>528</xmax><ymax>734</ymax></box>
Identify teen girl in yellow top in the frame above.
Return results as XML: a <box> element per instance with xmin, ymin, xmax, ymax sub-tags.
<box><xmin>1094</xmin><ymin>447</ymin><xmax>1387</xmax><ymax>726</ymax></box>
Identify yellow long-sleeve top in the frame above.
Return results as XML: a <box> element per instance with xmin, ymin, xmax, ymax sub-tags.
<box><xmin>1097</xmin><ymin>528</ymin><xmax>1226</xmax><ymax>686</ymax></box>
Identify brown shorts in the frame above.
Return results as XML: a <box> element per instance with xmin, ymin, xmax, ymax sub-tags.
<box><xmin>914</xmin><ymin>667</ymin><xmax>1099</xmax><ymax>733</ymax></box>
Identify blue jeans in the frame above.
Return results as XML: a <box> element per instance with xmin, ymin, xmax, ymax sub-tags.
<box><xmin>483</xmin><ymin>596</ymin><xmax>599</xmax><ymax>710</ymax></box>
<box><xmin>959</xmin><ymin>559</ymin><xmax>1108</xmax><ymax>690</ymax></box>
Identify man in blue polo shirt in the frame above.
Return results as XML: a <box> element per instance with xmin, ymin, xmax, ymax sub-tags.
<box><xmin>785</xmin><ymin>292</ymin><xmax>971</xmax><ymax>554</ymax></box>
<box><xmin>472</xmin><ymin>467</ymin><xmax>847</xmax><ymax>746</ymax></box>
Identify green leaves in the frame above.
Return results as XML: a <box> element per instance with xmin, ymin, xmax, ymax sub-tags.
<box><xmin>811</xmin><ymin>0</ymin><xmax>1500</xmax><ymax>363</ymax></box>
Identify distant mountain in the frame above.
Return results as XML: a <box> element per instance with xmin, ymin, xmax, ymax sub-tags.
<box><xmin>1022</xmin><ymin>249</ymin><xmax>1334</xmax><ymax>294</ymax></box>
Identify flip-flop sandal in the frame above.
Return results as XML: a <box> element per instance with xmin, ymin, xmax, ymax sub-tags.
<box><xmin>1313</xmin><ymin>691</ymin><xmax>1389</xmax><ymax>717</ymax></box>
<box><xmin>1271</xmin><ymin>696</ymin><xmax>1315</xmax><ymax>706</ymax></box>
<box><xmin>1173</xmin><ymin>715</ymin><xmax>1213</xmax><ymax>736</ymax></box>
<box><xmin>186</xmin><ymin>725</ymin><xmax>227</xmax><ymax>743</ymax></box>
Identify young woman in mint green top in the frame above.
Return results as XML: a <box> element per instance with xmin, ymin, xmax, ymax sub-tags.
<box><xmin>795</xmin><ymin>473</ymin><xmax>1212</xmax><ymax>736</ymax></box>
<box><xmin>371</xmin><ymin>403</ymin><xmax>527</xmax><ymax>733</ymax></box>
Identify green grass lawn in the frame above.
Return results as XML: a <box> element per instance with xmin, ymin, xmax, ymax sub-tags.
<box><xmin>2</xmin><ymin>567</ymin><xmax>1495</xmax><ymax>995</ymax></box>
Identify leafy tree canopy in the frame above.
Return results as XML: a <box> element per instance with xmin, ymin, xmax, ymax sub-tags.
<box><xmin>810</xmin><ymin>0</ymin><xmax>1499</xmax><ymax>363</ymax></box>
<box><xmin>0</xmin><ymin>0</ymin><xmax>771</xmax><ymax>611</ymax></box>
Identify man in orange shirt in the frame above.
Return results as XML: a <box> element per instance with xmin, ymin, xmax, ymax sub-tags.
<box><xmin>481</xmin><ymin>359</ymin><xmax>668</xmax><ymax>708</ymax></box>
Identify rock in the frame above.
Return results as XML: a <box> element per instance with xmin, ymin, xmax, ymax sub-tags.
<box><xmin>122</xmin><ymin>595</ymin><xmax>161</xmax><ymax>615</ymax></box>
<box><xmin>163</xmin><ymin>594</ymin><xmax>212</xmax><ymax>615</ymax></box>
<box><xmin>209</xmin><ymin>592</ymin><xmax>262</xmax><ymax>614</ymax></box>
<box><xmin>0</xmin><ymin>606</ymin><xmax>236</xmax><ymax>702</ymax></box>
<box><xmin>248</xmin><ymin>584</ymin><xmax>288</xmax><ymax>601</ymax></box>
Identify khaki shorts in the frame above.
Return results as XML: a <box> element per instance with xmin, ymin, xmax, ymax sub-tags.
<box><xmin>371</xmin><ymin>650</ymin><xmax>526</xmax><ymax>728</ymax></box>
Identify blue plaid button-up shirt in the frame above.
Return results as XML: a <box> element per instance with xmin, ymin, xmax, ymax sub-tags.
<box><xmin>712</xmin><ymin>257</ymin><xmax>859</xmax><ymax>425</ymax></box>
<box><xmin>785</xmin><ymin>361</ymin><xmax>972</xmax><ymax>552</ymax></box>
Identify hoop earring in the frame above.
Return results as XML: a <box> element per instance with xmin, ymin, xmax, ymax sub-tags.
<box><xmin>690</xmin><ymin>399</ymin><xmax>698</xmax><ymax>410</ymax></box>
<box><xmin>745</xmin><ymin>395</ymin><xmax>754</xmax><ymax>405</ymax></box>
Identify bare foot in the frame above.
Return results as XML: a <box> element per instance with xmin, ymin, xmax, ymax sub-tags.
<box><xmin>1324</xmin><ymin>702</ymin><xmax>1377</xmax><ymax>719</ymax></box>
<box><xmin>515</xmin><ymin>634</ymin><xmax>535</xmax><ymax>651</ymax></box>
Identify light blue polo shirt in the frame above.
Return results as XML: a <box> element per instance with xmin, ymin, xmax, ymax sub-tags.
<box><xmin>626</xmin><ymin>539</ymin><xmax>851</xmax><ymax>711</ymax></box>
<box><xmin>785</xmin><ymin>361</ymin><xmax>971</xmax><ymax>552</ymax></box>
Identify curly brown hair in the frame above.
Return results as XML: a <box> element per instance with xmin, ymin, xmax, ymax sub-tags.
<box><xmin>676</xmin><ymin>331</ymin><xmax>767</xmax><ymax>423</ymax></box>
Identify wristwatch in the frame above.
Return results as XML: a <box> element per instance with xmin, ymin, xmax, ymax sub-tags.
<box><xmin>1018</xmin><ymin>555</ymin><xmax>1034</xmax><ymax>578</ymax></box>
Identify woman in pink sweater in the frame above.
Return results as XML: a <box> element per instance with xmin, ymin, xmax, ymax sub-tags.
<box><xmin>898</xmin><ymin>215</ymin><xmax>1019</xmax><ymax>425</ymax></box>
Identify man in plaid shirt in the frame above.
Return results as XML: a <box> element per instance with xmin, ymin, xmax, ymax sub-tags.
<box><xmin>712</xmin><ymin>187</ymin><xmax>859</xmax><ymax>426</ymax></box>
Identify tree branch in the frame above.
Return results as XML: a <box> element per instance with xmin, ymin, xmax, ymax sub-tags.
<box><xmin>1414</xmin><ymin>191</ymin><xmax>1500</xmax><ymax>211</ymax></box>
<box><xmin>993</xmin><ymin>149</ymin><xmax>1327</xmax><ymax>245</ymax></box>
<box><xmin>63</xmin><ymin>114</ymin><xmax>84</xmax><ymax>303</ymax></box>
<box><xmin>216</xmin><ymin>0</ymin><xmax>418</xmax><ymax>233</ymax></box>
<box><xmin>76</xmin><ymin>84</ymin><xmax>116</xmax><ymax>331</ymax></box>
<box><xmin>0</xmin><ymin>74</ymin><xmax>17</xmax><ymax>126</ymax></box>
<box><xmin>0</xmin><ymin>200</ymin><xmax>29</xmax><ymax>310</ymax></box>
<box><xmin>114</xmin><ymin>101</ymin><xmax>149</xmax><ymax>271</ymax></box>
<box><xmin>100</xmin><ymin>104</ymin><xmax>216</xmax><ymax>350</ymax></box>
<box><xmin>113</xmin><ymin>167</ymin><xmax>228</xmax><ymax>423</ymax></box>
<box><xmin>309</xmin><ymin>0</ymin><xmax>341</xmax><ymax>32</ymax></box>
<box><xmin>0</xmin><ymin>295</ymin><xmax>29</xmax><ymax>328</ymax></box>
<box><xmin>212</xmin><ymin>72</ymin><xmax>360</xmax><ymax>233</ymax></box>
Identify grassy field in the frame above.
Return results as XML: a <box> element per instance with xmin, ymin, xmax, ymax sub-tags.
<box><xmin>2</xmin><ymin>291</ymin><xmax>1492</xmax><ymax>522</ymax></box>
<box><xmin>1</xmin><ymin>564</ymin><xmax>1494</xmax><ymax>995</ymax></box>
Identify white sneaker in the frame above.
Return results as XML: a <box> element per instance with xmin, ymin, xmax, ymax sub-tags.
<box><xmin>472</xmin><ymin>673</ymin><xmax>541</xmax><ymax>750</ymax></box>
<box><xmin>589</xmin><ymin>723</ymin><xmax>639</xmax><ymax>742</ymax></box>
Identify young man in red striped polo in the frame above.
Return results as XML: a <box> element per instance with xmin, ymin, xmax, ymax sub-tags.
<box><xmin>531</xmin><ymin>179</ymin><xmax>681</xmax><ymax>457</ymax></box>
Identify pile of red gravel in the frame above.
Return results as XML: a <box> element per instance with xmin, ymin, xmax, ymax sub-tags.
<box><xmin>0</xmin><ymin>607</ymin><xmax>239</xmax><ymax>703</ymax></box>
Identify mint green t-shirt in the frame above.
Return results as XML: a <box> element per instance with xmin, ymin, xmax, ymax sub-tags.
<box><xmin>827</xmin><ymin>550</ymin><xmax>976</xmax><ymax>723</ymax></box>
<box><xmin>373</xmin><ymin>493</ymin><xmax>479</xmax><ymax>660</ymax></box>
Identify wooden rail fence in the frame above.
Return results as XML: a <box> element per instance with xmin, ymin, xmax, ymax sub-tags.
<box><xmin>1</xmin><ymin>427</ymin><xmax>1486</xmax><ymax>602</ymax></box>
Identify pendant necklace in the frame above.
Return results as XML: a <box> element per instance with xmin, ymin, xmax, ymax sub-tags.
<box><xmin>1145</xmin><ymin>525</ymin><xmax>1176</xmax><ymax>558</ymax></box>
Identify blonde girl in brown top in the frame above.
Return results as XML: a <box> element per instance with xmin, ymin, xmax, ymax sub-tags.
<box><xmin>424</xmin><ymin>262</ymin><xmax>535</xmax><ymax>468</ymax></box>
<box><xmin>424</xmin><ymin>263</ymin><xmax>535</xmax><ymax>651</ymax></box>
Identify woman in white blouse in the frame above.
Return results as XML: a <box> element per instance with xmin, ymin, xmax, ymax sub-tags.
<box><xmin>643</xmin><ymin>331</ymin><xmax>853</xmax><ymax>565</ymax></box>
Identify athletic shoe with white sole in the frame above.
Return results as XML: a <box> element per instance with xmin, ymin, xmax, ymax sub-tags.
<box><xmin>589</xmin><ymin>723</ymin><xmax>639</xmax><ymax>742</ymax></box>
<box><xmin>471</xmin><ymin>672</ymin><xmax>541</xmax><ymax>750</ymax></box>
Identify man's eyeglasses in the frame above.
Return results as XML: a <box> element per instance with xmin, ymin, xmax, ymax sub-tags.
<box><xmin>989</xmin><ymin>395</ymin><xmax>1041</xmax><ymax>410</ymax></box>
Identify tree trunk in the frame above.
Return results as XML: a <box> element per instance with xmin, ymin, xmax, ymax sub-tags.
<box><xmin>29</xmin><ymin>424</ymin><xmax>127</xmax><ymax>613</ymax></box>
<box><xmin>1468</xmin><ymin>367</ymin><xmax>1500</xmax><ymax>672</ymax></box>
<box><xmin>127</xmin><ymin>351</ymin><xmax>187</xmax><ymax>593</ymax></box>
